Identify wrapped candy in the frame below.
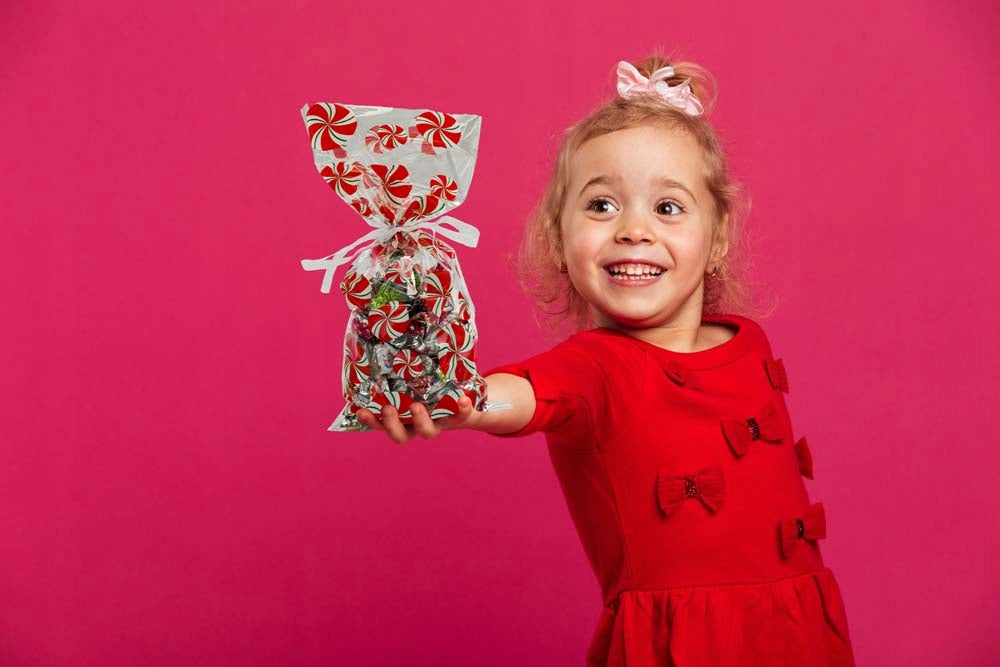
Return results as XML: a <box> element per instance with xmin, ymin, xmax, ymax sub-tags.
<box><xmin>300</xmin><ymin>102</ymin><xmax>493</xmax><ymax>432</ymax></box>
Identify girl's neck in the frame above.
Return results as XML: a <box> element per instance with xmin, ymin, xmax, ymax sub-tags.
<box><xmin>593</xmin><ymin>306</ymin><xmax>732</xmax><ymax>354</ymax></box>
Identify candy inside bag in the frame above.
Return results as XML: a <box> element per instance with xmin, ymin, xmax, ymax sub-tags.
<box><xmin>300</xmin><ymin>103</ymin><xmax>495</xmax><ymax>432</ymax></box>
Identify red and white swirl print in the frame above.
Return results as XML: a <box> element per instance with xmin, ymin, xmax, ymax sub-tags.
<box><xmin>400</xmin><ymin>195</ymin><xmax>444</xmax><ymax>224</ymax></box>
<box><xmin>340</xmin><ymin>268</ymin><xmax>373</xmax><ymax>310</ymax></box>
<box><xmin>436</xmin><ymin>320</ymin><xmax>475</xmax><ymax>354</ymax></box>
<box><xmin>429</xmin><ymin>174</ymin><xmax>458</xmax><ymax>201</ymax></box>
<box><xmin>392</xmin><ymin>349</ymin><xmax>425</xmax><ymax>380</ymax></box>
<box><xmin>429</xmin><ymin>390</ymin><xmax>462</xmax><ymax>419</ymax></box>
<box><xmin>438</xmin><ymin>350</ymin><xmax>475</xmax><ymax>383</ymax></box>
<box><xmin>350</xmin><ymin>197</ymin><xmax>374</xmax><ymax>218</ymax></box>
<box><xmin>409</xmin><ymin>111</ymin><xmax>463</xmax><ymax>155</ymax></box>
<box><xmin>422</xmin><ymin>268</ymin><xmax>453</xmax><ymax>299</ymax></box>
<box><xmin>346</xmin><ymin>348</ymin><xmax>371</xmax><ymax>386</ymax></box>
<box><xmin>305</xmin><ymin>103</ymin><xmax>357</xmax><ymax>158</ymax></box>
<box><xmin>369</xmin><ymin>390</ymin><xmax>414</xmax><ymax>419</ymax></box>
<box><xmin>370</xmin><ymin>164</ymin><xmax>413</xmax><ymax>206</ymax></box>
<box><xmin>367</xmin><ymin>303</ymin><xmax>410</xmax><ymax>341</ymax></box>
<box><xmin>320</xmin><ymin>161</ymin><xmax>361</xmax><ymax>198</ymax></box>
<box><xmin>365</xmin><ymin>124</ymin><xmax>408</xmax><ymax>154</ymax></box>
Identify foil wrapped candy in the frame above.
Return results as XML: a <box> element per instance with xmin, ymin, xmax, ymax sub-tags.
<box><xmin>300</xmin><ymin>103</ymin><xmax>503</xmax><ymax>432</ymax></box>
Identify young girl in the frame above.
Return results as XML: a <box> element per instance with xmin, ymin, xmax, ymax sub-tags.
<box><xmin>358</xmin><ymin>55</ymin><xmax>856</xmax><ymax>666</ymax></box>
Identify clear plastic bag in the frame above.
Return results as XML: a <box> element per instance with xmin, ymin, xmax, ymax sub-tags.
<box><xmin>299</xmin><ymin>103</ymin><xmax>487</xmax><ymax>432</ymax></box>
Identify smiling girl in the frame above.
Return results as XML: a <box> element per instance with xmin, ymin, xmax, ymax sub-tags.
<box><xmin>358</xmin><ymin>55</ymin><xmax>855</xmax><ymax>666</ymax></box>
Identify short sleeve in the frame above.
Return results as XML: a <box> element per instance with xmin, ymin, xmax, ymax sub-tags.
<box><xmin>482</xmin><ymin>334</ymin><xmax>609</xmax><ymax>446</ymax></box>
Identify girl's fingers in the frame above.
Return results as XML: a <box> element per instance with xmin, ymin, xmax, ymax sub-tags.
<box><xmin>410</xmin><ymin>403</ymin><xmax>439</xmax><ymax>439</ymax></box>
<box><xmin>357</xmin><ymin>408</ymin><xmax>385</xmax><ymax>432</ymax></box>
<box><xmin>437</xmin><ymin>396</ymin><xmax>474</xmax><ymax>430</ymax></box>
<box><xmin>358</xmin><ymin>399</ymin><xmax>475</xmax><ymax>441</ymax></box>
<box><xmin>380</xmin><ymin>406</ymin><xmax>412</xmax><ymax>444</ymax></box>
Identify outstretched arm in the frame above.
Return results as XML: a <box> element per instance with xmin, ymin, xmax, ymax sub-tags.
<box><xmin>356</xmin><ymin>372</ymin><xmax>535</xmax><ymax>444</ymax></box>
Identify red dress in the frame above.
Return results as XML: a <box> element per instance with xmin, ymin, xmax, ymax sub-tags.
<box><xmin>485</xmin><ymin>313</ymin><xmax>855</xmax><ymax>666</ymax></box>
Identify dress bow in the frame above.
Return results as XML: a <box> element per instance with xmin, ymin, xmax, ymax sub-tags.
<box><xmin>720</xmin><ymin>400</ymin><xmax>785</xmax><ymax>458</ymax></box>
<box><xmin>656</xmin><ymin>464</ymin><xmax>725</xmax><ymax>517</ymax></box>
<box><xmin>795</xmin><ymin>437</ymin><xmax>814</xmax><ymax>479</ymax></box>
<box><xmin>778</xmin><ymin>502</ymin><xmax>826</xmax><ymax>558</ymax></box>
<box><xmin>660</xmin><ymin>358</ymin><xmax>704</xmax><ymax>390</ymax></box>
<box><xmin>763</xmin><ymin>357</ymin><xmax>789</xmax><ymax>392</ymax></box>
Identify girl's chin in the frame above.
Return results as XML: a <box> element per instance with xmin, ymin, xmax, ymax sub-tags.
<box><xmin>595</xmin><ymin>310</ymin><xmax>663</xmax><ymax>330</ymax></box>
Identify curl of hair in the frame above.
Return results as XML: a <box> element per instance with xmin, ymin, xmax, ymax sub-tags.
<box><xmin>516</xmin><ymin>52</ymin><xmax>773</xmax><ymax>339</ymax></box>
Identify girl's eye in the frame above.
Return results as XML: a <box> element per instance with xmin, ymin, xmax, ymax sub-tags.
<box><xmin>586</xmin><ymin>197</ymin><xmax>618</xmax><ymax>215</ymax></box>
<box><xmin>656</xmin><ymin>200</ymin><xmax>685</xmax><ymax>216</ymax></box>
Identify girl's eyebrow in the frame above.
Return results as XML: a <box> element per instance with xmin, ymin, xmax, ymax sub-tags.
<box><xmin>578</xmin><ymin>175</ymin><xmax>698</xmax><ymax>204</ymax></box>
<box><xmin>657</xmin><ymin>177</ymin><xmax>698</xmax><ymax>204</ymax></box>
<box><xmin>579</xmin><ymin>175</ymin><xmax>619</xmax><ymax>196</ymax></box>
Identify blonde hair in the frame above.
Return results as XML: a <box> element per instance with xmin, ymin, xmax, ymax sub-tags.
<box><xmin>516</xmin><ymin>53</ymin><xmax>771</xmax><ymax>337</ymax></box>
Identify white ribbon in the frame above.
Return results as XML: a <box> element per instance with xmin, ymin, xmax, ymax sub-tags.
<box><xmin>301</xmin><ymin>214</ymin><xmax>480</xmax><ymax>293</ymax></box>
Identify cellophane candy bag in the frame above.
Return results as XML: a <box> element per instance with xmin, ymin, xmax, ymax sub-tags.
<box><xmin>300</xmin><ymin>103</ymin><xmax>487</xmax><ymax>432</ymax></box>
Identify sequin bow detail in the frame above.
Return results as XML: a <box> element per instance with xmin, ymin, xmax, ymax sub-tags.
<box><xmin>660</xmin><ymin>358</ymin><xmax>704</xmax><ymax>390</ymax></box>
<box><xmin>656</xmin><ymin>464</ymin><xmax>725</xmax><ymax>517</ymax></box>
<box><xmin>720</xmin><ymin>401</ymin><xmax>784</xmax><ymax>457</ymax></box>
<box><xmin>764</xmin><ymin>358</ymin><xmax>789</xmax><ymax>392</ymax></box>
<box><xmin>778</xmin><ymin>503</ymin><xmax>826</xmax><ymax>558</ymax></box>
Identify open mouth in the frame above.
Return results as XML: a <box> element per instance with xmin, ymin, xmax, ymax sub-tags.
<box><xmin>605</xmin><ymin>262</ymin><xmax>665</xmax><ymax>280</ymax></box>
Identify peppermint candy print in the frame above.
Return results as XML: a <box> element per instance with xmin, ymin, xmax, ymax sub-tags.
<box><xmin>340</xmin><ymin>267</ymin><xmax>374</xmax><ymax>310</ymax></box>
<box><xmin>417</xmin><ymin>231</ymin><xmax>457</xmax><ymax>259</ymax></box>
<box><xmin>430</xmin><ymin>390</ymin><xmax>463</xmax><ymax>419</ymax></box>
<box><xmin>365</xmin><ymin>124</ymin><xmax>408</xmax><ymax>154</ymax></box>
<box><xmin>382</xmin><ymin>268</ymin><xmax>418</xmax><ymax>297</ymax></box>
<box><xmin>350</xmin><ymin>197</ymin><xmax>374</xmax><ymax>219</ymax></box>
<box><xmin>422</xmin><ymin>268</ymin><xmax>453</xmax><ymax>300</ymax></box>
<box><xmin>392</xmin><ymin>349</ymin><xmax>426</xmax><ymax>380</ymax></box>
<box><xmin>321</xmin><ymin>161</ymin><xmax>362</xmax><ymax>198</ymax></box>
<box><xmin>409</xmin><ymin>111</ymin><xmax>463</xmax><ymax>155</ymax></box>
<box><xmin>367</xmin><ymin>303</ymin><xmax>410</xmax><ymax>341</ymax></box>
<box><xmin>346</xmin><ymin>347</ymin><xmax>372</xmax><ymax>386</ymax></box>
<box><xmin>453</xmin><ymin>294</ymin><xmax>472</xmax><ymax>323</ymax></box>
<box><xmin>429</xmin><ymin>175</ymin><xmax>458</xmax><ymax>201</ymax></box>
<box><xmin>400</xmin><ymin>195</ymin><xmax>445</xmax><ymax>225</ymax></box>
<box><xmin>422</xmin><ymin>296</ymin><xmax>448</xmax><ymax>319</ymax></box>
<box><xmin>305</xmin><ymin>103</ymin><xmax>357</xmax><ymax>158</ymax></box>
<box><xmin>370</xmin><ymin>164</ymin><xmax>412</xmax><ymax>206</ymax></box>
<box><xmin>369</xmin><ymin>389</ymin><xmax>414</xmax><ymax>419</ymax></box>
<box><xmin>377</xmin><ymin>201</ymin><xmax>399</xmax><ymax>225</ymax></box>
<box><xmin>436</xmin><ymin>320</ymin><xmax>475</xmax><ymax>354</ymax></box>
<box><xmin>420</xmin><ymin>268</ymin><xmax>453</xmax><ymax>319</ymax></box>
<box><xmin>438</xmin><ymin>350</ymin><xmax>476</xmax><ymax>383</ymax></box>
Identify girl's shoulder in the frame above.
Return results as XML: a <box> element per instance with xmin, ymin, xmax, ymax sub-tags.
<box><xmin>710</xmin><ymin>312</ymin><xmax>776</xmax><ymax>358</ymax></box>
<box><xmin>555</xmin><ymin>326</ymin><xmax>654</xmax><ymax>362</ymax></box>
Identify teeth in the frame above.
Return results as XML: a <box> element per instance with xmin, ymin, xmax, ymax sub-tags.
<box><xmin>607</xmin><ymin>262</ymin><xmax>664</xmax><ymax>279</ymax></box>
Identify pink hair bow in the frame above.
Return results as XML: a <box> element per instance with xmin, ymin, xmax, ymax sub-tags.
<box><xmin>615</xmin><ymin>61</ymin><xmax>704</xmax><ymax>117</ymax></box>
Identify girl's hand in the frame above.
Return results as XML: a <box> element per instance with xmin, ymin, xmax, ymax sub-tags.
<box><xmin>356</xmin><ymin>396</ymin><xmax>477</xmax><ymax>444</ymax></box>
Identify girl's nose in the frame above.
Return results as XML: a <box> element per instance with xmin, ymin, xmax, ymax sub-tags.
<box><xmin>615</xmin><ymin>212</ymin><xmax>655</xmax><ymax>245</ymax></box>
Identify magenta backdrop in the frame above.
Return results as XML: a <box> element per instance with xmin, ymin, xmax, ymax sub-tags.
<box><xmin>2</xmin><ymin>1</ymin><xmax>998</xmax><ymax>665</ymax></box>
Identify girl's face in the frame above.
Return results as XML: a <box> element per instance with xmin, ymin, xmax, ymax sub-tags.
<box><xmin>559</xmin><ymin>124</ymin><xmax>727</xmax><ymax>331</ymax></box>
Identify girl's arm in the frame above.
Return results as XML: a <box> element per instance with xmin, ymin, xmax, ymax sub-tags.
<box><xmin>356</xmin><ymin>372</ymin><xmax>535</xmax><ymax>443</ymax></box>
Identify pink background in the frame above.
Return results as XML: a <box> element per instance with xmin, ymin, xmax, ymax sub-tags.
<box><xmin>2</xmin><ymin>0</ymin><xmax>998</xmax><ymax>664</ymax></box>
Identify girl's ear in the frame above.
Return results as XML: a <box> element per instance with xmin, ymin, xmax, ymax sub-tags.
<box><xmin>711</xmin><ymin>213</ymin><xmax>730</xmax><ymax>264</ymax></box>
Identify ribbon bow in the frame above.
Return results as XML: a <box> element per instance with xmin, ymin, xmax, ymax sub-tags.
<box><xmin>778</xmin><ymin>503</ymin><xmax>826</xmax><ymax>558</ymax></box>
<box><xmin>795</xmin><ymin>437</ymin><xmax>814</xmax><ymax>479</ymax></box>
<box><xmin>764</xmin><ymin>357</ymin><xmax>789</xmax><ymax>393</ymax></box>
<box><xmin>720</xmin><ymin>400</ymin><xmax>784</xmax><ymax>458</ymax></box>
<box><xmin>615</xmin><ymin>61</ymin><xmax>705</xmax><ymax>117</ymax></box>
<box><xmin>656</xmin><ymin>464</ymin><xmax>725</xmax><ymax>517</ymax></box>
<box><xmin>300</xmin><ymin>214</ymin><xmax>479</xmax><ymax>294</ymax></box>
<box><xmin>659</xmin><ymin>358</ymin><xmax>704</xmax><ymax>390</ymax></box>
